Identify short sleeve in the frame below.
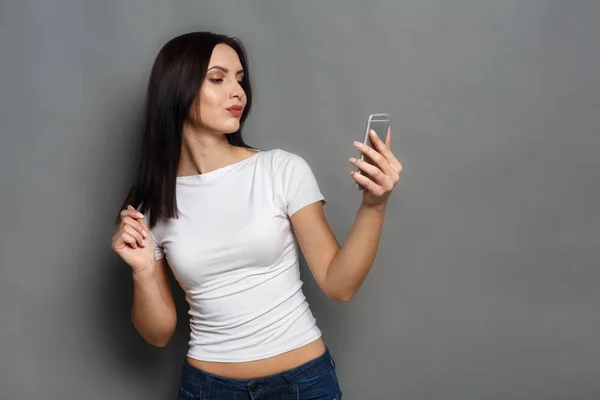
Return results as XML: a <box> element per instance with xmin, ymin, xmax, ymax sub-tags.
<box><xmin>142</xmin><ymin>213</ymin><xmax>165</xmax><ymax>261</ymax></box>
<box><xmin>278</xmin><ymin>150</ymin><xmax>326</xmax><ymax>216</ymax></box>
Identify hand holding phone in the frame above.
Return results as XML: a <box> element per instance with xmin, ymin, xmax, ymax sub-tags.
<box><xmin>355</xmin><ymin>113</ymin><xmax>391</xmax><ymax>190</ymax></box>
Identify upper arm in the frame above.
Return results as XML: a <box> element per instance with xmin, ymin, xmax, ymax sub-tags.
<box><xmin>275</xmin><ymin>149</ymin><xmax>341</xmax><ymax>298</ymax></box>
<box><xmin>155</xmin><ymin>257</ymin><xmax>177</xmax><ymax>321</ymax></box>
<box><xmin>290</xmin><ymin>201</ymin><xmax>341</xmax><ymax>299</ymax></box>
<box><xmin>144</xmin><ymin>218</ymin><xmax>177</xmax><ymax>321</ymax></box>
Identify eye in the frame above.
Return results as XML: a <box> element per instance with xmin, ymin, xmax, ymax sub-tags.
<box><xmin>208</xmin><ymin>78</ymin><xmax>223</xmax><ymax>83</ymax></box>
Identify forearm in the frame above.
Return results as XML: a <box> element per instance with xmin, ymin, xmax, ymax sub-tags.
<box><xmin>325</xmin><ymin>200</ymin><xmax>388</xmax><ymax>302</ymax></box>
<box><xmin>131</xmin><ymin>268</ymin><xmax>176</xmax><ymax>347</ymax></box>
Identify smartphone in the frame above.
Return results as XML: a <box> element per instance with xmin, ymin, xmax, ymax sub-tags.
<box><xmin>356</xmin><ymin>113</ymin><xmax>391</xmax><ymax>190</ymax></box>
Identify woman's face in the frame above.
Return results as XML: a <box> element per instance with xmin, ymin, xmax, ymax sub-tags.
<box><xmin>192</xmin><ymin>43</ymin><xmax>246</xmax><ymax>134</ymax></box>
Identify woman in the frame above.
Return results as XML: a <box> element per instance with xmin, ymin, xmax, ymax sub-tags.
<box><xmin>111</xmin><ymin>31</ymin><xmax>402</xmax><ymax>400</ymax></box>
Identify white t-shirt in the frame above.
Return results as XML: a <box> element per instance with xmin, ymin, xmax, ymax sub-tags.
<box><xmin>147</xmin><ymin>148</ymin><xmax>326</xmax><ymax>362</ymax></box>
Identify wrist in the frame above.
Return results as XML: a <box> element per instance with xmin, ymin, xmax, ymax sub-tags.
<box><xmin>132</xmin><ymin>264</ymin><xmax>157</xmax><ymax>282</ymax></box>
<box><xmin>361</xmin><ymin>198</ymin><xmax>388</xmax><ymax>213</ymax></box>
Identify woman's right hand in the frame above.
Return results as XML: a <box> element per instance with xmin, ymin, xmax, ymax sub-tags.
<box><xmin>111</xmin><ymin>205</ymin><xmax>156</xmax><ymax>275</ymax></box>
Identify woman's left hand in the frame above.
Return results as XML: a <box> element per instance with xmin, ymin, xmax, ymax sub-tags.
<box><xmin>350</xmin><ymin>125</ymin><xmax>403</xmax><ymax>207</ymax></box>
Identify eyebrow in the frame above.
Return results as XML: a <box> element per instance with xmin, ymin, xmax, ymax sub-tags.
<box><xmin>207</xmin><ymin>66</ymin><xmax>244</xmax><ymax>75</ymax></box>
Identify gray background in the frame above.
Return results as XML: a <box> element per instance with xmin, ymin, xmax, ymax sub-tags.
<box><xmin>1</xmin><ymin>0</ymin><xmax>599</xmax><ymax>399</ymax></box>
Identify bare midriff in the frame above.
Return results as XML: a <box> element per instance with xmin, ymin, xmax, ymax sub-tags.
<box><xmin>186</xmin><ymin>337</ymin><xmax>326</xmax><ymax>380</ymax></box>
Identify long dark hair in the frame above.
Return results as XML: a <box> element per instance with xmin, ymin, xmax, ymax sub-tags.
<box><xmin>116</xmin><ymin>32</ymin><xmax>254</xmax><ymax>229</ymax></box>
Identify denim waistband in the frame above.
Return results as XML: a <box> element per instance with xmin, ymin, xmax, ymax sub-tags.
<box><xmin>181</xmin><ymin>346</ymin><xmax>335</xmax><ymax>392</ymax></box>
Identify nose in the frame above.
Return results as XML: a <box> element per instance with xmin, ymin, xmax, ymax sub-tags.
<box><xmin>231</xmin><ymin>81</ymin><xmax>245</xmax><ymax>101</ymax></box>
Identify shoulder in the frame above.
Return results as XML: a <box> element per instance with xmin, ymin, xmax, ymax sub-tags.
<box><xmin>267</xmin><ymin>148</ymin><xmax>311</xmax><ymax>169</ymax></box>
<box><xmin>257</xmin><ymin>148</ymin><xmax>319</xmax><ymax>184</ymax></box>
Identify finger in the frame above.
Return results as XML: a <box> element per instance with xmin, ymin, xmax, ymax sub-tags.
<box><xmin>349</xmin><ymin>157</ymin><xmax>387</xmax><ymax>185</ymax></box>
<box><xmin>121</xmin><ymin>205</ymin><xmax>144</xmax><ymax>220</ymax></box>
<box><xmin>128</xmin><ymin>205</ymin><xmax>145</xmax><ymax>219</ymax></box>
<box><xmin>385</xmin><ymin>124</ymin><xmax>391</xmax><ymax>150</ymax></box>
<box><xmin>361</xmin><ymin>152</ymin><xmax>375</xmax><ymax>167</ymax></box>
<box><xmin>368</xmin><ymin>129</ymin><xmax>403</xmax><ymax>173</ymax></box>
<box><xmin>354</xmin><ymin>139</ymin><xmax>391</xmax><ymax>175</ymax></box>
<box><xmin>136</xmin><ymin>215</ymin><xmax>154</xmax><ymax>244</ymax></box>
<box><xmin>366</xmin><ymin>129</ymin><xmax>396</xmax><ymax>167</ymax></box>
<box><xmin>122</xmin><ymin>224</ymin><xmax>146</xmax><ymax>247</ymax></box>
<box><xmin>138</xmin><ymin>217</ymin><xmax>150</xmax><ymax>233</ymax></box>
<box><xmin>120</xmin><ymin>232</ymin><xmax>139</xmax><ymax>249</ymax></box>
<box><xmin>122</xmin><ymin>216</ymin><xmax>149</xmax><ymax>238</ymax></box>
<box><xmin>350</xmin><ymin>170</ymin><xmax>384</xmax><ymax>196</ymax></box>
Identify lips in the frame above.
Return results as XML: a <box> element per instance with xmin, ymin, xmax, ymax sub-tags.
<box><xmin>226</xmin><ymin>105</ymin><xmax>244</xmax><ymax>117</ymax></box>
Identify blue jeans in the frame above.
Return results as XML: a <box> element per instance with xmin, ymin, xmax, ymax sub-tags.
<box><xmin>177</xmin><ymin>347</ymin><xmax>343</xmax><ymax>399</ymax></box>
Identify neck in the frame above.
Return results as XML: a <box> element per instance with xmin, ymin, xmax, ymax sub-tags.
<box><xmin>177</xmin><ymin>124</ymin><xmax>249</xmax><ymax>177</ymax></box>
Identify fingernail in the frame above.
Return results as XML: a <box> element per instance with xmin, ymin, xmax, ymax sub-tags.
<box><xmin>349</xmin><ymin>157</ymin><xmax>356</xmax><ymax>163</ymax></box>
<box><xmin>142</xmin><ymin>240</ymin><xmax>146</xmax><ymax>247</ymax></box>
<box><xmin>370</xmin><ymin>129</ymin><xmax>377</xmax><ymax>137</ymax></box>
<box><xmin>142</xmin><ymin>230</ymin><xmax>148</xmax><ymax>237</ymax></box>
<box><xmin>138</xmin><ymin>213</ymin><xmax>144</xmax><ymax>219</ymax></box>
<box><xmin>354</xmin><ymin>141</ymin><xmax>362</xmax><ymax>147</ymax></box>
